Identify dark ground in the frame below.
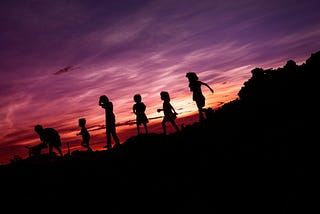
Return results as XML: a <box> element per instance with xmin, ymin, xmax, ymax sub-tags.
<box><xmin>0</xmin><ymin>119</ymin><xmax>313</xmax><ymax>213</ymax></box>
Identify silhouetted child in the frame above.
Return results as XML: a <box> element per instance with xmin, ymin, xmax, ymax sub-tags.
<box><xmin>34</xmin><ymin>124</ymin><xmax>63</xmax><ymax>156</ymax></box>
<box><xmin>133</xmin><ymin>94</ymin><xmax>149</xmax><ymax>135</ymax></box>
<box><xmin>186</xmin><ymin>72</ymin><xmax>214</xmax><ymax>121</ymax></box>
<box><xmin>157</xmin><ymin>91</ymin><xmax>179</xmax><ymax>135</ymax></box>
<box><xmin>76</xmin><ymin>118</ymin><xmax>92</xmax><ymax>152</ymax></box>
<box><xmin>99</xmin><ymin>95</ymin><xmax>120</xmax><ymax>149</ymax></box>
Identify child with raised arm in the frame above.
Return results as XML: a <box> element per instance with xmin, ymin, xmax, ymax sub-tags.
<box><xmin>157</xmin><ymin>91</ymin><xmax>179</xmax><ymax>135</ymax></box>
<box><xmin>76</xmin><ymin>118</ymin><xmax>92</xmax><ymax>152</ymax></box>
<box><xmin>186</xmin><ymin>72</ymin><xmax>214</xmax><ymax>121</ymax></box>
<box><xmin>133</xmin><ymin>94</ymin><xmax>149</xmax><ymax>135</ymax></box>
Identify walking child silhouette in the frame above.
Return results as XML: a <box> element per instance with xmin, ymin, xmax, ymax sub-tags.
<box><xmin>99</xmin><ymin>95</ymin><xmax>120</xmax><ymax>150</ymax></box>
<box><xmin>186</xmin><ymin>72</ymin><xmax>214</xmax><ymax>121</ymax></box>
<box><xmin>157</xmin><ymin>91</ymin><xmax>180</xmax><ymax>135</ymax></box>
<box><xmin>133</xmin><ymin>94</ymin><xmax>149</xmax><ymax>135</ymax></box>
<box><xmin>76</xmin><ymin>118</ymin><xmax>92</xmax><ymax>152</ymax></box>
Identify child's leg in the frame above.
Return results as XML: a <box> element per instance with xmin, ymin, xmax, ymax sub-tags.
<box><xmin>112</xmin><ymin>132</ymin><xmax>120</xmax><ymax>145</ymax></box>
<box><xmin>161</xmin><ymin>120</ymin><xmax>167</xmax><ymax>135</ymax></box>
<box><xmin>105</xmin><ymin>132</ymin><xmax>112</xmax><ymax>149</ymax></box>
<box><xmin>144</xmin><ymin>123</ymin><xmax>148</xmax><ymax>134</ymax></box>
<box><xmin>49</xmin><ymin>145</ymin><xmax>53</xmax><ymax>154</ymax></box>
<box><xmin>196</xmin><ymin>100</ymin><xmax>205</xmax><ymax>120</ymax></box>
<box><xmin>55</xmin><ymin>145</ymin><xmax>63</xmax><ymax>156</ymax></box>
<box><xmin>137</xmin><ymin>124</ymin><xmax>140</xmax><ymax>134</ymax></box>
<box><xmin>171</xmin><ymin>121</ymin><xmax>180</xmax><ymax>132</ymax></box>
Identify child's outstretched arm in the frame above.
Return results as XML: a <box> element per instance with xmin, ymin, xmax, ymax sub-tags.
<box><xmin>202</xmin><ymin>82</ymin><xmax>214</xmax><ymax>93</ymax></box>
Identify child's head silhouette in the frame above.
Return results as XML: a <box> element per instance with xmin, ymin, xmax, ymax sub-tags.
<box><xmin>34</xmin><ymin>124</ymin><xmax>43</xmax><ymax>134</ymax></box>
<box><xmin>78</xmin><ymin>118</ymin><xmax>86</xmax><ymax>127</ymax></box>
<box><xmin>160</xmin><ymin>91</ymin><xmax>170</xmax><ymax>101</ymax></box>
<box><xmin>186</xmin><ymin>72</ymin><xmax>198</xmax><ymax>81</ymax></box>
<box><xmin>99</xmin><ymin>95</ymin><xmax>109</xmax><ymax>106</ymax></box>
<box><xmin>133</xmin><ymin>94</ymin><xmax>142</xmax><ymax>103</ymax></box>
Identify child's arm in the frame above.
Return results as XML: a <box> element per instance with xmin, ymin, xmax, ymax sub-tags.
<box><xmin>170</xmin><ymin>104</ymin><xmax>178</xmax><ymax>115</ymax></box>
<box><xmin>133</xmin><ymin>105</ymin><xmax>136</xmax><ymax>114</ymax></box>
<box><xmin>76</xmin><ymin>130</ymin><xmax>82</xmax><ymax>136</ymax></box>
<box><xmin>202</xmin><ymin>82</ymin><xmax>214</xmax><ymax>93</ymax></box>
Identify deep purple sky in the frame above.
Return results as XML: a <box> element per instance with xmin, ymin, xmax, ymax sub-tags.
<box><xmin>1</xmin><ymin>0</ymin><xmax>320</xmax><ymax>164</ymax></box>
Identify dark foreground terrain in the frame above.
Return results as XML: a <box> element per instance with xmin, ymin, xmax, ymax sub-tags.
<box><xmin>1</xmin><ymin>51</ymin><xmax>318</xmax><ymax>213</ymax></box>
<box><xmin>1</xmin><ymin>121</ymin><xmax>313</xmax><ymax>213</ymax></box>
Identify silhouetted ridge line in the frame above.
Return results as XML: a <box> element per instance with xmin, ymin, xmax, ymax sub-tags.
<box><xmin>214</xmin><ymin>50</ymin><xmax>319</xmax><ymax>127</ymax></box>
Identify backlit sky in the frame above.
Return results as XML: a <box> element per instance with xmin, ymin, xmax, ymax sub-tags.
<box><xmin>1</xmin><ymin>0</ymin><xmax>320</xmax><ymax>165</ymax></box>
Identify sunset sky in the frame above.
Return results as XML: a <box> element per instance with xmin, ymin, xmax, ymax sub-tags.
<box><xmin>1</xmin><ymin>0</ymin><xmax>320</xmax><ymax>165</ymax></box>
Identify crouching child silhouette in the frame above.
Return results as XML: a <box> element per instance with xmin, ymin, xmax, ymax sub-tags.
<box><xmin>34</xmin><ymin>124</ymin><xmax>63</xmax><ymax>156</ymax></box>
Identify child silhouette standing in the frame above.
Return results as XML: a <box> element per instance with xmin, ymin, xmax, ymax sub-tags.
<box><xmin>76</xmin><ymin>118</ymin><xmax>92</xmax><ymax>152</ymax></box>
<box><xmin>133</xmin><ymin>94</ymin><xmax>149</xmax><ymax>135</ymax></box>
<box><xmin>157</xmin><ymin>91</ymin><xmax>179</xmax><ymax>135</ymax></box>
<box><xmin>99</xmin><ymin>95</ymin><xmax>120</xmax><ymax>150</ymax></box>
<box><xmin>186</xmin><ymin>72</ymin><xmax>214</xmax><ymax>121</ymax></box>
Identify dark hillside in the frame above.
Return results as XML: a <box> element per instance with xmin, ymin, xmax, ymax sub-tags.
<box><xmin>1</xmin><ymin>51</ymin><xmax>318</xmax><ymax>213</ymax></box>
